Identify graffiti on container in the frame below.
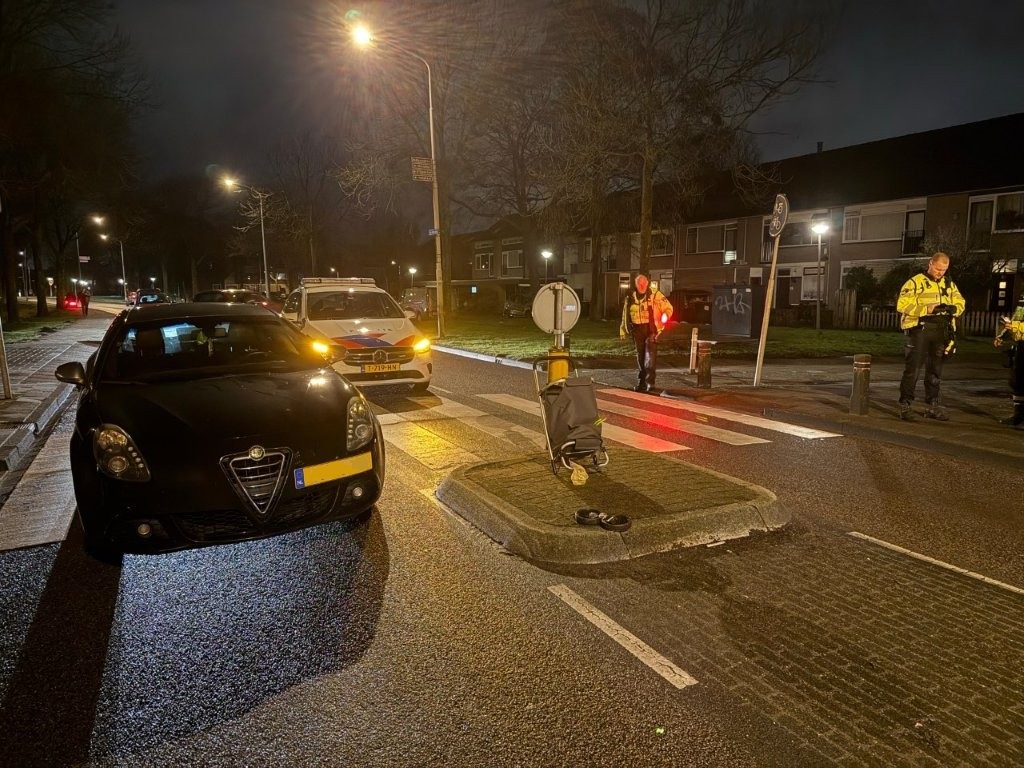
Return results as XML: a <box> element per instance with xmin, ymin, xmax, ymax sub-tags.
<box><xmin>714</xmin><ymin>292</ymin><xmax>750</xmax><ymax>315</ymax></box>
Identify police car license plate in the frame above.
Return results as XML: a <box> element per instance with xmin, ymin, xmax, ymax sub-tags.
<box><xmin>362</xmin><ymin>363</ymin><xmax>400</xmax><ymax>373</ymax></box>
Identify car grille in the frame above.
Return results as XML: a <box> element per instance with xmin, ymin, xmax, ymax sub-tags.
<box><xmin>343</xmin><ymin>346</ymin><xmax>414</xmax><ymax>365</ymax></box>
<box><xmin>220</xmin><ymin>448</ymin><xmax>291</xmax><ymax>516</ymax></box>
<box><xmin>172</xmin><ymin>483</ymin><xmax>342</xmax><ymax>542</ymax></box>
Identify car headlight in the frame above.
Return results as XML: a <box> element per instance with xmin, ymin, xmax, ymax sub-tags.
<box><xmin>347</xmin><ymin>397</ymin><xmax>376</xmax><ymax>452</ymax></box>
<box><xmin>93</xmin><ymin>424</ymin><xmax>151</xmax><ymax>481</ymax></box>
<box><xmin>413</xmin><ymin>337</ymin><xmax>431</xmax><ymax>354</ymax></box>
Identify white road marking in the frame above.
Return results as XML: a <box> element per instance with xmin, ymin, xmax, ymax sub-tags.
<box><xmin>595</xmin><ymin>397</ymin><xmax>769</xmax><ymax>446</ymax></box>
<box><xmin>603</xmin><ymin>388</ymin><xmax>842</xmax><ymax>439</ymax></box>
<box><xmin>479</xmin><ymin>393</ymin><xmax>690</xmax><ymax>453</ymax></box>
<box><xmin>848</xmin><ymin>532</ymin><xmax>1024</xmax><ymax>596</ymax></box>
<box><xmin>549</xmin><ymin>584</ymin><xmax>698</xmax><ymax>689</ymax></box>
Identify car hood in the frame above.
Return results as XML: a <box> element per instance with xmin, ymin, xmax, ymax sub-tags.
<box><xmin>92</xmin><ymin>369</ymin><xmax>360</xmax><ymax>462</ymax></box>
<box><xmin>307</xmin><ymin>318</ymin><xmax>420</xmax><ymax>349</ymax></box>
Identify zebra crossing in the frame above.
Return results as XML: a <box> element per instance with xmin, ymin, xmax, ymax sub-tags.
<box><xmin>377</xmin><ymin>387</ymin><xmax>841</xmax><ymax>465</ymax></box>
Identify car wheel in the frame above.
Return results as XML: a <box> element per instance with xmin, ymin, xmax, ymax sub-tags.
<box><xmin>411</xmin><ymin>381</ymin><xmax>430</xmax><ymax>394</ymax></box>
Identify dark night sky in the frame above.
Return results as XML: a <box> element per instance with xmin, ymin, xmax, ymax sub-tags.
<box><xmin>114</xmin><ymin>1</ymin><xmax>1024</xmax><ymax>181</ymax></box>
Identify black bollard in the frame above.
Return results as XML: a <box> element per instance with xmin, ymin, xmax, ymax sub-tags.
<box><xmin>850</xmin><ymin>353</ymin><xmax>871</xmax><ymax>415</ymax></box>
<box><xmin>697</xmin><ymin>341</ymin><xmax>713</xmax><ymax>388</ymax></box>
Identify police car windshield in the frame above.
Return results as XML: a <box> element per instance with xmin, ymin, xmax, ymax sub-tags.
<box><xmin>308</xmin><ymin>291</ymin><xmax>405</xmax><ymax>321</ymax></box>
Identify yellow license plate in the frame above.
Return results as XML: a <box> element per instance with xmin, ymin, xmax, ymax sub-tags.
<box><xmin>362</xmin><ymin>363</ymin><xmax>400</xmax><ymax>373</ymax></box>
<box><xmin>294</xmin><ymin>451</ymin><xmax>373</xmax><ymax>489</ymax></box>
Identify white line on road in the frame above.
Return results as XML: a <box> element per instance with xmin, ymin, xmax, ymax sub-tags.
<box><xmin>603</xmin><ymin>388</ymin><xmax>842</xmax><ymax>439</ymax></box>
<box><xmin>848</xmin><ymin>532</ymin><xmax>1024</xmax><ymax>596</ymax></box>
<box><xmin>480</xmin><ymin>393</ymin><xmax>690</xmax><ymax>453</ymax></box>
<box><xmin>549</xmin><ymin>584</ymin><xmax>698</xmax><ymax>689</ymax></box>
<box><xmin>595</xmin><ymin>396</ymin><xmax>769</xmax><ymax>446</ymax></box>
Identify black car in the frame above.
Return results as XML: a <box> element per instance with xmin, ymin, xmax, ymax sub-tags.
<box><xmin>193</xmin><ymin>288</ymin><xmax>282</xmax><ymax>313</ymax></box>
<box><xmin>55</xmin><ymin>303</ymin><xmax>385</xmax><ymax>558</ymax></box>
<box><xmin>133</xmin><ymin>288</ymin><xmax>171</xmax><ymax>305</ymax></box>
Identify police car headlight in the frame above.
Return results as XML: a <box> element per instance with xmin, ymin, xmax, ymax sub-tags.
<box><xmin>413</xmin><ymin>337</ymin><xmax>431</xmax><ymax>354</ymax></box>
<box><xmin>347</xmin><ymin>397</ymin><xmax>375</xmax><ymax>452</ymax></box>
<box><xmin>93</xmin><ymin>424</ymin><xmax>151</xmax><ymax>482</ymax></box>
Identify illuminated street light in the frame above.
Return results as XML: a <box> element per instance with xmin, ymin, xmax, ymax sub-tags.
<box><xmin>99</xmin><ymin>233</ymin><xmax>128</xmax><ymax>301</ymax></box>
<box><xmin>353</xmin><ymin>25</ymin><xmax>445</xmax><ymax>338</ymax></box>
<box><xmin>408</xmin><ymin>266</ymin><xmax>418</xmax><ymax>289</ymax></box>
<box><xmin>811</xmin><ymin>220</ymin><xmax>830</xmax><ymax>331</ymax></box>
<box><xmin>223</xmin><ymin>177</ymin><xmax>271</xmax><ymax>298</ymax></box>
<box><xmin>149</xmin><ymin>276</ymin><xmax>156</xmax><ymax>288</ymax></box>
<box><xmin>17</xmin><ymin>251</ymin><xmax>28</xmax><ymax>297</ymax></box>
<box><xmin>541</xmin><ymin>249</ymin><xmax>553</xmax><ymax>282</ymax></box>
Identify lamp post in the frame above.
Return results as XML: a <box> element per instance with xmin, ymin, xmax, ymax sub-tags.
<box><xmin>100</xmin><ymin>234</ymin><xmax>128</xmax><ymax>301</ymax></box>
<box><xmin>408</xmin><ymin>266</ymin><xmax>417</xmax><ymax>289</ymax></box>
<box><xmin>353</xmin><ymin>25</ymin><xmax>445</xmax><ymax>339</ymax></box>
<box><xmin>541</xmin><ymin>249</ymin><xmax>553</xmax><ymax>282</ymax></box>
<box><xmin>17</xmin><ymin>252</ymin><xmax>28</xmax><ymax>297</ymax></box>
<box><xmin>223</xmin><ymin>177</ymin><xmax>271</xmax><ymax>298</ymax></box>
<box><xmin>811</xmin><ymin>220</ymin><xmax>830</xmax><ymax>331</ymax></box>
<box><xmin>150</xmin><ymin>276</ymin><xmax>156</xmax><ymax>289</ymax></box>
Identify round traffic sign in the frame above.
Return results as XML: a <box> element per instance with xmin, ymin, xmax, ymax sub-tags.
<box><xmin>768</xmin><ymin>193</ymin><xmax>789</xmax><ymax>238</ymax></box>
<box><xmin>531</xmin><ymin>282</ymin><xmax>581</xmax><ymax>334</ymax></box>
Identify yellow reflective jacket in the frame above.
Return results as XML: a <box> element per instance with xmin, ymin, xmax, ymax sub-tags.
<box><xmin>896</xmin><ymin>272</ymin><xmax>965</xmax><ymax>331</ymax></box>
<box><xmin>620</xmin><ymin>289</ymin><xmax>673</xmax><ymax>337</ymax></box>
<box><xmin>1004</xmin><ymin>303</ymin><xmax>1024</xmax><ymax>342</ymax></box>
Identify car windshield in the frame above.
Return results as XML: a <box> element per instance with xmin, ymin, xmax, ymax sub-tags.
<box><xmin>99</xmin><ymin>316</ymin><xmax>330</xmax><ymax>382</ymax></box>
<box><xmin>307</xmin><ymin>290</ymin><xmax>404</xmax><ymax>321</ymax></box>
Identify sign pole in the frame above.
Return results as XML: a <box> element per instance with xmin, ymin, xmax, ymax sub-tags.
<box><xmin>754</xmin><ymin>194</ymin><xmax>789</xmax><ymax>387</ymax></box>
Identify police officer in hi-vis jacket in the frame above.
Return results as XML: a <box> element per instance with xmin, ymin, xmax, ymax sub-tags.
<box><xmin>994</xmin><ymin>293</ymin><xmax>1024</xmax><ymax>429</ymax></box>
<box><xmin>895</xmin><ymin>252</ymin><xmax>966</xmax><ymax>421</ymax></box>
<box><xmin>619</xmin><ymin>273</ymin><xmax>673</xmax><ymax>392</ymax></box>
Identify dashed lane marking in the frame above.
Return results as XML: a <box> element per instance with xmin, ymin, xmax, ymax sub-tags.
<box><xmin>549</xmin><ymin>584</ymin><xmax>699</xmax><ymax>690</ymax></box>
<box><xmin>604</xmin><ymin>388</ymin><xmax>842</xmax><ymax>439</ymax></box>
<box><xmin>848</xmin><ymin>532</ymin><xmax>1024</xmax><ymax>596</ymax></box>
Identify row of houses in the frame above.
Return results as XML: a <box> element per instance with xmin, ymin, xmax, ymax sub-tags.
<box><xmin>431</xmin><ymin>112</ymin><xmax>1024</xmax><ymax>320</ymax></box>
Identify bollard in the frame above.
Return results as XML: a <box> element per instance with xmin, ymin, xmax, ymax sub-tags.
<box><xmin>850</xmin><ymin>353</ymin><xmax>871</xmax><ymax>415</ymax></box>
<box><xmin>689</xmin><ymin>328</ymin><xmax>699</xmax><ymax>373</ymax></box>
<box><xmin>547</xmin><ymin>345</ymin><xmax>570</xmax><ymax>384</ymax></box>
<box><xmin>697</xmin><ymin>340</ymin><xmax>713</xmax><ymax>388</ymax></box>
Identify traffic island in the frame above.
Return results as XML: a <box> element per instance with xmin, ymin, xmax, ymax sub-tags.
<box><xmin>436</xmin><ymin>447</ymin><xmax>788</xmax><ymax>566</ymax></box>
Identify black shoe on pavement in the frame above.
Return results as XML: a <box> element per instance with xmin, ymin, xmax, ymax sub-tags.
<box><xmin>923</xmin><ymin>405</ymin><xmax>950</xmax><ymax>421</ymax></box>
<box><xmin>897</xmin><ymin>402</ymin><xmax>916</xmax><ymax>421</ymax></box>
<box><xmin>633</xmin><ymin>384</ymin><xmax>649</xmax><ymax>392</ymax></box>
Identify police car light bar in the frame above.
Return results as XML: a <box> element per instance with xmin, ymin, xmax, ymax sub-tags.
<box><xmin>300</xmin><ymin>277</ymin><xmax>376</xmax><ymax>286</ymax></box>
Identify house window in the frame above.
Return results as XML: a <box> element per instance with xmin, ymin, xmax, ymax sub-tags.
<box><xmin>995</xmin><ymin>193</ymin><xmax>1024</xmax><ymax>232</ymax></box>
<box><xmin>696</xmin><ymin>225</ymin><xmax>724</xmax><ymax>253</ymax></box>
<box><xmin>475</xmin><ymin>252</ymin><xmax>492</xmax><ymax>271</ymax></box>
<box><xmin>582</xmin><ymin>239</ymin><xmax>592</xmax><ymax>263</ymax></box>
<box><xmin>651</xmin><ymin>230</ymin><xmax>674</xmax><ymax>256</ymax></box>
<box><xmin>723</xmin><ymin>224</ymin><xmax>738</xmax><ymax>264</ymax></box>
<box><xmin>779</xmin><ymin>221</ymin><xmax>816</xmax><ymax>247</ymax></box>
<box><xmin>843</xmin><ymin>211</ymin><xmax>902</xmax><ymax>242</ymax></box>
<box><xmin>501</xmin><ymin>249</ymin><xmax>522</xmax><ymax>273</ymax></box>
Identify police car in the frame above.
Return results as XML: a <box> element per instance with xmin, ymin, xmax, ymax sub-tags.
<box><xmin>281</xmin><ymin>277</ymin><xmax>432</xmax><ymax>392</ymax></box>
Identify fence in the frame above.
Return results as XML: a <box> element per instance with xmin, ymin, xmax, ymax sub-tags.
<box><xmin>856</xmin><ymin>308</ymin><xmax>1006</xmax><ymax>337</ymax></box>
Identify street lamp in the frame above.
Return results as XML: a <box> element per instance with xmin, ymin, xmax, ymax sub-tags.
<box><xmin>99</xmin><ymin>233</ymin><xmax>128</xmax><ymax>301</ymax></box>
<box><xmin>408</xmin><ymin>266</ymin><xmax>418</xmax><ymax>289</ymax></box>
<box><xmin>811</xmin><ymin>220</ymin><xmax>830</xmax><ymax>331</ymax></box>
<box><xmin>149</xmin><ymin>276</ymin><xmax>156</xmax><ymax>289</ymax></box>
<box><xmin>541</xmin><ymin>249</ymin><xmax>553</xmax><ymax>282</ymax></box>
<box><xmin>353</xmin><ymin>25</ymin><xmax>445</xmax><ymax>339</ymax></box>
<box><xmin>223</xmin><ymin>177</ymin><xmax>271</xmax><ymax>299</ymax></box>
<box><xmin>17</xmin><ymin>251</ymin><xmax>28</xmax><ymax>296</ymax></box>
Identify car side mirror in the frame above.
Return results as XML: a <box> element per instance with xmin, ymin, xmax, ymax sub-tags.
<box><xmin>55</xmin><ymin>361</ymin><xmax>87</xmax><ymax>387</ymax></box>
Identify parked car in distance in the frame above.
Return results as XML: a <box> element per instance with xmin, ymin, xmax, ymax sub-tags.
<box><xmin>399</xmin><ymin>287</ymin><xmax>433</xmax><ymax>320</ymax></box>
<box><xmin>502</xmin><ymin>284</ymin><xmax>532</xmax><ymax>318</ymax></box>
<box><xmin>132</xmin><ymin>288</ymin><xmax>171</xmax><ymax>305</ymax></box>
<box><xmin>282</xmin><ymin>277</ymin><xmax>432</xmax><ymax>393</ymax></box>
<box><xmin>193</xmin><ymin>288</ymin><xmax>282</xmax><ymax>313</ymax></box>
<box><xmin>65</xmin><ymin>293</ymin><xmax>80</xmax><ymax>310</ymax></box>
<box><xmin>54</xmin><ymin>302</ymin><xmax>385</xmax><ymax>559</ymax></box>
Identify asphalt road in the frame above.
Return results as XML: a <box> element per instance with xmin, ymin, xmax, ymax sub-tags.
<box><xmin>0</xmin><ymin>348</ymin><xmax>1021</xmax><ymax>767</ymax></box>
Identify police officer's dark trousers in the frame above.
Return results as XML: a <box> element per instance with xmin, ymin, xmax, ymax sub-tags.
<box><xmin>898</xmin><ymin>320</ymin><xmax>946</xmax><ymax>405</ymax></box>
<box><xmin>630</xmin><ymin>325</ymin><xmax>657</xmax><ymax>391</ymax></box>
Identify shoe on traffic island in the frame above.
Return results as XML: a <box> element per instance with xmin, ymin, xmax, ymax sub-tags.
<box><xmin>897</xmin><ymin>402</ymin><xmax>916</xmax><ymax>421</ymax></box>
<box><xmin>923</xmin><ymin>404</ymin><xmax>950</xmax><ymax>421</ymax></box>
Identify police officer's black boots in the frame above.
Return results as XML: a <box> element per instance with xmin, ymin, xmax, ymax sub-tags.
<box><xmin>1001</xmin><ymin>399</ymin><xmax>1024</xmax><ymax>428</ymax></box>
